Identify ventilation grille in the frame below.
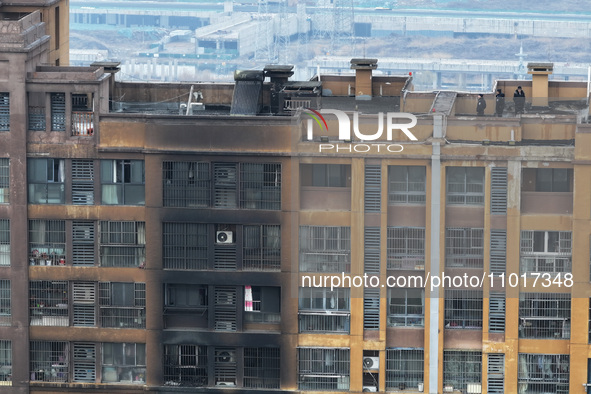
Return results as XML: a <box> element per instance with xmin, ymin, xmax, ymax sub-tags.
<box><xmin>364</xmin><ymin>227</ymin><xmax>380</xmax><ymax>274</ymax></box>
<box><xmin>364</xmin><ymin>165</ymin><xmax>381</xmax><ymax>212</ymax></box>
<box><xmin>490</xmin><ymin>167</ymin><xmax>507</xmax><ymax>214</ymax></box>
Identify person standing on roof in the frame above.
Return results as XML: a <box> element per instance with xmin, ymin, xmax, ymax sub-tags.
<box><xmin>476</xmin><ymin>94</ymin><xmax>486</xmax><ymax>116</ymax></box>
<box><xmin>495</xmin><ymin>89</ymin><xmax>505</xmax><ymax>117</ymax></box>
<box><xmin>514</xmin><ymin>85</ymin><xmax>525</xmax><ymax>114</ymax></box>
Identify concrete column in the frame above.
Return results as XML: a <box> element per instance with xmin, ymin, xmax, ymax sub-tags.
<box><xmin>428</xmin><ymin>129</ymin><xmax>442</xmax><ymax>393</ymax></box>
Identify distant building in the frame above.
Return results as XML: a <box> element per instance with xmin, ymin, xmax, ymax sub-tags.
<box><xmin>1</xmin><ymin>3</ymin><xmax>591</xmax><ymax>394</ymax></box>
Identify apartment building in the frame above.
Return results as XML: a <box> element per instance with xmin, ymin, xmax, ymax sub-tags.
<box><xmin>0</xmin><ymin>3</ymin><xmax>591</xmax><ymax>394</ymax></box>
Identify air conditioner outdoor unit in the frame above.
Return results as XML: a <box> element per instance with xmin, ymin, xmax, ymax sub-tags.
<box><xmin>363</xmin><ymin>356</ymin><xmax>379</xmax><ymax>369</ymax></box>
<box><xmin>216</xmin><ymin>231</ymin><xmax>233</xmax><ymax>244</ymax></box>
<box><xmin>363</xmin><ymin>386</ymin><xmax>377</xmax><ymax>392</ymax></box>
<box><xmin>216</xmin><ymin>381</ymin><xmax>236</xmax><ymax>386</ymax></box>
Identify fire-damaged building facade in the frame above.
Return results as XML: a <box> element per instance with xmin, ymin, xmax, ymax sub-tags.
<box><xmin>3</xmin><ymin>2</ymin><xmax>591</xmax><ymax>394</ymax></box>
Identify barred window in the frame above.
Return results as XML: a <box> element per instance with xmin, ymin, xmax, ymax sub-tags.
<box><xmin>102</xmin><ymin>343</ymin><xmax>146</xmax><ymax>383</ymax></box>
<box><xmin>73</xmin><ymin>343</ymin><xmax>96</xmax><ymax>382</ymax></box>
<box><xmin>388</xmin><ymin>288</ymin><xmax>424</xmax><ymax>327</ymax></box>
<box><xmin>443</xmin><ymin>351</ymin><xmax>481</xmax><ymax>392</ymax></box>
<box><xmin>30</xmin><ymin>281</ymin><xmax>69</xmax><ymax>326</ymax></box>
<box><xmin>0</xmin><ymin>340</ymin><xmax>10</xmax><ymax>385</ymax></box>
<box><xmin>72</xmin><ymin>160</ymin><xmax>94</xmax><ymax>205</ymax></box>
<box><xmin>30</xmin><ymin>341</ymin><xmax>69</xmax><ymax>382</ymax></box>
<box><xmin>99</xmin><ymin>282</ymin><xmax>145</xmax><ymax>329</ymax></box>
<box><xmin>100</xmin><ymin>160</ymin><xmax>145</xmax><ymax>205</ymax></box>
<box><xmin>163</xmin><ymin>161</ymin><xmax>210</xmax><ymax>207</ymax></box>
<box><xmin>0</xmin><ymin>220</ymin><xmax>8</xmax><ymax>266</ymax></box>
<box><xmin>0</xmin><ymin>280</ymin><xmax>9</xmax><ymax>326</ymax></box>
<box><xmin>28</xmin><ymin>158</ymin><xmax>65</xmax><ymax>204</ymax></box>
<box><xmin>163</xmin><ymin>223</ymin><xmax>208</xmax><ymax>270</ymax></box>
<box><xmin>520</xmin><ymin>230</ymin><xmax>571</xmax><ymax>274</ymax></box>
<box><xmin>387</xmin><ymin>227</ymin><xmax>425</xmax><ymax>270</ymax></box>
<box><xmin>29</xmin><ymin>220</ymin><xmax>66</xmax><ymax>266</ymax></box>
<box><xmin>445</xmin><ymin>228</ymin><xmax>484</xmax><ymax>268</ymax></box>
<box><xmin>301</xmin><ymin>163</ymin><xmax>350</xmax><ymax>188</ymax></box>
<box><xmin>0</xmin><ymin>93</ymin><xmax>9</xmax><ymax>131</ymax></box>
<box><xmin>518</xmin><ymin>354</ymin><xmax>569</xmax><ymax>394</ymax></box>
<box><xmin>243</xmin><ymin>225</ymin><xmax>280</xmax><ymax>271</ymax></box>
<box><xmin>28</xmin><ymin>105</ymin><xmax>46</xmax><ymax>131</ymax></box>
<box><xmin>0</xmin><ymin>158</ymin><xmax>8</xmax><ymax>204</ymax></box>
<box><xmin>446</xmin><ymin>167</ymin><xmax>484</xmax><ymax>205</ymax></box>
<box><xmin>388</xmin><ymin>165</ymin><xmax>426</xmax><ymax>204</ymax></box>
<box><xmin>299</xmin><ymin>226</ymin><xmax>351</xmax><ymax>273</ymax></box>
<box><xmin>386</xmin><ymin>349</ymin><xmax>424</xmax><ymax>390</ymax></box>
<box><xmin>298</xmin><ymin>348</ymin><xmax>350</xmax><ymax>391</ymax></box>
<box><xmin>244</xmin><ymin>347</ymin><xmax>280</xmax><ymax>389</ymax></box>
<box><xmin>163</xmin><ymin>344</ymin><xmax>207</xmax><ymax>387</ymax></box>
<box><xmin>299</xmin><ymin>288</ymin><xmax>350</xmax><ymax>333</ymax></box>
<box><xmin>519</xmin><ymin>293</ymin><xmax>570</xmax><ymax>339</ymax></box>
<box><xmin>240</xmin><ymin>163</ymin><xmax>281</xmax><ymax>210</ymax></box>
<box><xmin>99</xmin><ymin>221</ymin><xmax>146</xmax><ymax>267</ymax></box>
<box><xmin>444</xmin><ymin>289</ymin><xmax>483</xmax><ymax>329</ymax></box>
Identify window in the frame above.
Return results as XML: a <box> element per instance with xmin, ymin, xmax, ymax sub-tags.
<box><xmin>244</xmin><ymin>347</ymin><xmax>280</xmax><ymax>389</ymax></box>
<box><xmin>489</xmin><ymin>291</ymin><xmax>505</xmax><ymax>333</ymax></box>
<box><xmin>101</xmin><ymin>343</ymin><xmax>146</xmax><ymax>383</ymax></box>
<box><xmin>0</xmin><ymin>158</ymin><xmax>8</xmax><ymax>203</ymax></box>
<box><xmin>0</xmin><ymin>93</ymin><xmax>9</xmax><ymax>131</ymax></box>
<box><xmin>165</xmin><ymin>284</ymin><xmax>208</xmax><ymax>309</ymax></box>
<box><xmin>0</xmin><ymin>281</ymin><xmax>9</xmax><ymax>326</ymax></box>
<box><xmin>100</xmin><ymin>160</ymin><xmax>145</xmax><ymax>205</ymax></box>
<box><xmin>163</xmin><ymin>161</ymin><xmax>210</xmax><ymax>207</ymax></box>
<box><xmin>213</xmin><ymin>163</ymin><xmax>237</xmax><ymax>208</ymax></box>
<box><xmin>518</xmin><ymin>354</ymin><xmax>569</xmax><ymax>394</ymax></box>
<box><xmin>0</xmin><ymin>340</ymin><xmax>10</xmax><ymax>385</ymax></box>
<box><xmin>0</xmin><ymin>220</ymin><xmax>8</xmax><ymax>266</ymax></box>
<box><xmin>99</xmin><ymin>221</ymin><xmax>146</xmax><ymax>267</ymax></box>
<box><xmin>163</xmin><ymin>223</ymin><xmax>208</xmax><ymax>270</ymax></box>
<box><xmin>163</xmin><ymin>345</ymin><xmax>207</xmax><ymax>387</ymax></box>
<box><xmin>387</xmin><ymin>227</ymin><xmax>425</xmax><ymax>270</ymax></box>
<box><xmin>388</xmin><ymin>288</ymin><xmax>424</xmax><ymax>327</ymax></box>
<box><xmin>30</xmin><ymin>341</ymin><xmax>69</xmax><ymax>382</ymax></box>
<box><xmin>446</xmin><ymin>167</ymin><xmax>484</xmax><ymax>205</ymax></box>
<box><xmin>28</xmin><ymin>158</ymin><xmax>65</xmax><ymax>204</ymax></box>
<box><xmin>445</xmin><ymin>228</ymin><xmax>484</xmax><ymax>268</ymax></box>
<box><xmin>388</xmin><ymin>165</ymin><xmax>426</xmax><ymax>204</ymax></box>
<box><xmin>245</xmin><ymin>286</ymin><xmax>280</xmax><ymax>323</ymax></box>
<box><xmin>386</xmin><ymin>349</ymin><xmax>424</xmax><ymax>390</ymax></box>
<box><xmin>243</xmin><ymin>225</ymin><xmax>280</xmax><ymax>271</ymax></box>
<box><xmin>240</xmin><ymin>163</ymin><xmax>281</xmax><ymax>210</ymax></box>
<box><xmin>50</xmin><ymin>93</ymin><xmax>66</xmax><ymax>131</ymax></box>
<box><xmin>298</xmin><ymin>348</ymin><xmax>350</xmax><ymax>391</ymax></box>
<box><xmin>30</xmin><ymin>281</ymin><xmax>69</xmax><ymax>326</ymax></box>
<box><xmin>301</xmin><ymin>164</ymin><xmax>350</xmax><ymax>187</ymax></box>
<box><xmin>99</xmin><ymin>283</ymin><xmax>145</xmax><ymax>328</ymax></box>
<box><xmin>519</xmin><ymin>293</ymin><xmax>570</xmax><ymax>339</ymax></box>
<box><xmin>299</xmin><ymin>287</ymin><xmax>350</xmax><ymax>333</ymax></box>
<box><xmin>444</xmin><ymin>289</ymin><xmax>483</xmax><ymax>329</ymax></box>
<box><xmin>520</xmin><ymin>231</ymin><xmax>571</xmax><ymax>274</ymax></box>
<box><xmin>29</xmin><ymin>220</ymin><xmax>66</xmax><ymax>266</ymax></box>
<box><xmin>522</xmin><ymin>168</ymin><xmax>572</xmax><ymax>192</ymax></box>
<box><xmin>443</xmin><ymin>351</ymin><xmax>481</xmax><ymax>393</ymax></box>
<box><xmin>299</xmin><ymin>226</ymin><xmax>351</xmax><ymax>273</ymax></box>
<box><xmin>72</xmin><ymin>221</ymin><xmax>95</xmax><ymax>266</ymax></box>
<box><xmin>28</xmin><ymin>92</ymin><xmax>46</xmax><ymax>131</ymax></box>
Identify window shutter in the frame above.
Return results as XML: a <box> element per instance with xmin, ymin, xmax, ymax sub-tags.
<box><xmin>487</xmin><ymin>353</ymin><xmax>504</xmax><ymax>393</ymax></box>
<box><xmin>490</xmin><ymin>230</ymin><xmax>506</xmax><ymax>275</ymax></box>
<box><xmin>365</xmin><ymin>165</ymin><xmax>381</xmax><ymax>212</ymax></box>
<box><xmin>488</xmin><ymin>291</ymin><xmax>505</xmax><ymax>333</ymax></box>
<box><xmin>490</xmin><ymin>167</ymin><xmax>507</xmax><ymax>214</ymax></box>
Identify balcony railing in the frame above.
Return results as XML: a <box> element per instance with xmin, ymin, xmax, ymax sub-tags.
<box><xmin>72</xmin><ymin>112</ymin><xmax>94</xmax><ymax>136</ymax></box>
<box><xmin>100</xmin><ymin>307</ymin><xmax>145</xmax><ymax>328</ymax></box>
<box><xmin>298</xmin><ymin>312</ymin><xmax>350</xmax><ymax>333</ymax></box>
<box><xmin>520</xmin><ymin>255</ymin><xmax>571</xmax><ymax>275</ymax></box>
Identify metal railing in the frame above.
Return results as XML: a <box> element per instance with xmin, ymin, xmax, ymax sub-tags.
<box><xmin>71</xmin><ymin>112</ymin><xmax>94</xmax><ymax>136</ymax></box>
